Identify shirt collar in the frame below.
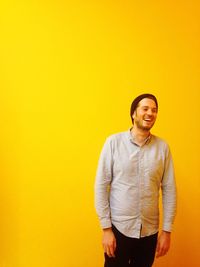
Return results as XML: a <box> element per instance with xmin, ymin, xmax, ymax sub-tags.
<box><xmin>128</xmin><ymin>128</ymin><xmax>152</xmax><ymax>146</ymax></box>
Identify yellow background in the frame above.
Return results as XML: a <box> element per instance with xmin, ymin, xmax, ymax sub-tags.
<box><xmin>0</xmin><ymin>1</ymin><xmax>199</xmax><ymax>266</ymax></box>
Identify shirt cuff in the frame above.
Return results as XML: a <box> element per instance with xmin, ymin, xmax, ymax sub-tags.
<box><xmin>100</xmin><ymin>218</ymin><xmax>112</xmax><ymax>229</ymax></box>
<box><xmin>162</xmin><ymin>222</ymin><xmax>173</xmax><ymax>232</ymax></box>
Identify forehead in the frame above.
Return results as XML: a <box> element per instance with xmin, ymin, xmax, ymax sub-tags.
<box><xmin>138</xmin><ymin>98</ymin><xmax>157</xmax><ymax>108</ymax></box>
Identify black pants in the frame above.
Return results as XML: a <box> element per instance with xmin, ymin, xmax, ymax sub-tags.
<box><xmin>104</xmin><ymin>225</ymin><xmax>158</xmax><ymax>267</ymax></box>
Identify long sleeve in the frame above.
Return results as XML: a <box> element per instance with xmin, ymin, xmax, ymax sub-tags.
<box><xmin>161</xmin><ymin>145</ymin><xmax>177</xmax><ymax>232</ymax></box>
<box><xmin>94</xmin><ymin>138</ymin><xmax>113</xmax><ymax>229</ymax></box>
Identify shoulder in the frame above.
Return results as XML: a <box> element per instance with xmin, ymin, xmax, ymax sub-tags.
<box><xmin>99</xmin><ymin>131</ymin><xmax>128</xmax><ymax>154</ymax></box>
<box><xmin>151</xmin><ymin>135</ymin><xmax>170</xmax><ymax>151</ymax></box>
<box><xmin>106</xmin><ymin>131</ymin><xmax>128</xmax><ymax>143</ymax></box>
<box><xmin>102</xmin><ymin>131</ymin><xmax>129</xmax><ymax>149</ymax></box>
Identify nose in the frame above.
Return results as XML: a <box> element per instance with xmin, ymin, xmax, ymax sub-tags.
<box><xmin>147</xmin><ymin>109</ymin><xmax>153</xmax><ymax>115</ymax></box>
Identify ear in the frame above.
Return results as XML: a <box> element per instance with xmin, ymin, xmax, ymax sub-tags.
<box><xmin>132</xmin><ymin>111</ymin><xmax>136</xmax><ymax>120</ymax></box>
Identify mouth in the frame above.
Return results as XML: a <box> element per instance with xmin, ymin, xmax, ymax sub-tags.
<box><xmin>143</xmin><ymin>118</ymin><xmax>153</xmax><ymax>122</ymax></box>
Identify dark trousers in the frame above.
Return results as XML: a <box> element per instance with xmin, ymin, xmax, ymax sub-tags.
<box><xmin>104</xmin><ymin>225</ymin><xmax>158</xmax><ymax>267</ymax></box>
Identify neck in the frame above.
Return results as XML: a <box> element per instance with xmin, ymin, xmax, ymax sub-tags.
<box><xmin>131</xmin><ymin>126</ymin><xmax>150</xmax><ymax>146</ymax></box>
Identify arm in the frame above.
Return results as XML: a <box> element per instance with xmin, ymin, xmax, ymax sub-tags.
<box><xmin>95</xmin><ymin>138</ymin><xmax>116</xmax><ymax>257</ymax></box>
<box><xmin>157</xmin><ymin>145</ymin><xmax>177</xmax><ymax>257</ymax></box>
<box><xmin>95</xmin><ymin>137</ymin><xmax>113</xmax><ymax>228</ymax></box>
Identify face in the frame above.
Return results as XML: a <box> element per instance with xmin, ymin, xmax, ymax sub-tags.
<box><xmin>132</xmin><ymin>98</ymin><xmax>158</xmax><ymax>131</ymax></box>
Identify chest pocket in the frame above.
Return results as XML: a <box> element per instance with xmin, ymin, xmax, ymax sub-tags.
<box><xmin>144</xmin><ymin>156</ymin><xmax>164</xmax><ymax>186</ymax></box>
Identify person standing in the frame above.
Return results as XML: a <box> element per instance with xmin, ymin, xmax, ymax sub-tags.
<box><xmin>95</xmin><ymin>94</ymin><xmax>177</xmax><ymax>267</ymax></box>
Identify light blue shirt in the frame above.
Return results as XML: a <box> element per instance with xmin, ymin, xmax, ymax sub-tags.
<box><xmin>95</xmin><ymin>130</ymin><xmax>177</xmax><ymax>238</ymax></box>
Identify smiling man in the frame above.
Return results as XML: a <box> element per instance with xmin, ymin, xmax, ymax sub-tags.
<box><xmin>95</xmin><ymin>94</ymin><xmax>177</xmax><ymax>267</ymax></box>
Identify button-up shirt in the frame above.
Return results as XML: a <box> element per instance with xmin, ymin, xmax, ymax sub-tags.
<box><xmin>95</xmin><ymin>130</ymin><xmax>177</xmax><ymax>238</ymax></box>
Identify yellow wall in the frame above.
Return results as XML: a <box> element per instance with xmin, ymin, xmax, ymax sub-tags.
<box><xmin>0</xmin><ymin>1</ymin><xmax>199</xmax><ymax>266</ymax></box>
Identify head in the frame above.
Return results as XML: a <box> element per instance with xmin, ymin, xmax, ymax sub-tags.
<box><xmin>130</xmin><ymin>94</ymin><xmax>158</xmax><ymax>131</ymax></box>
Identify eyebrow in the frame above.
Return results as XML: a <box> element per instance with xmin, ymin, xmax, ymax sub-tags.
<box><xmin>141</xmin><ymin>106</ymin><xmax>157</xmax><ymax>110</ymax></box>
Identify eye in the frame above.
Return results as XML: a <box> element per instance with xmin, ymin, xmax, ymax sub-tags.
<box><xmin>152</xmin><ymin>108</ymin><xmax>157</xmax><ymax>113</ymax></box>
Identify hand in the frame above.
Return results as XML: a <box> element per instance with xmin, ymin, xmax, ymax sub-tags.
<box><xmin>102</xmin><ymin>228</ymin><xmax>116</xmax><ymax>258</ymax></box>
<box><xmin>156</xmin><ymin>231</ymin><xmax>171</xmax><ymax>258</ymax></box>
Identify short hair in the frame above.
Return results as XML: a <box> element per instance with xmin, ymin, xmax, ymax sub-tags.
<box><xmin>130</xmin><ymin>93</ymin><xmax>158</xmax><ymax>123</ymax></box>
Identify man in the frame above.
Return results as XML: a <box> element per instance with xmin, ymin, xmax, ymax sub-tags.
<box><xmin>95</xmin><ymin>94</ymin><xmax>177</xmax><ymax>267</ymax></box>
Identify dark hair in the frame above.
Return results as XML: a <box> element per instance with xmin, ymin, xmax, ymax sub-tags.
<box><xmin>130</xmin><ymin>93</ymin><xmax>158</xmax><ymax>123</ymax></box>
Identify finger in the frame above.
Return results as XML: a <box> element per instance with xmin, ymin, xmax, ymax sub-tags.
<box><xmin>156</xmin><ymin>248</ymin><xmax>166</xmax><ymax>258</ymax></box>
<box><xmin>106</xmin><ymin>247</ymin><xmax>113</xmax><ymax>258</ymax></box>
<box><xmin>113</xmin><ymin>239</ymin><xmax>117</xmax><ymax>251</ymax></box>
<box><xmin>156</xmin><ymin>240</ymin><xmax>160</xmax><ymax>251</ymax></box>
<box><xmin>156</xmin><ymin>244</ymin><xmax>160</xmax><ymax>257</ymax></box>
<box><xmin>156</xmin><ymin>251</ymin><xmax>162</xmax><ymax>258</ymax></box>
<box><xmin>109</xmin><ymin>246</ymin><xmax>115</xmax><ymax>258</ymax></box>
<box><xmin>162</xmin><ymin>247</ymin><xmax>168</xmax><ymax>256</ymax></box>
<box><xmin>111</xmin><ymin>240</ymin><xmax>117</xmax><ymax>257</ymax></box>
<box><xmin>107</xmin><ymin>242</ymin><xmax>116</xmax><ymax>258</ymax></box>
<box><xmin>156</xmin><ymin>246</ymin><xmax>162</xmax><ymax>258</ymax></box>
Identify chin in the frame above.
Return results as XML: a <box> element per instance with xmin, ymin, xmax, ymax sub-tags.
<box><xmin>142</xmin><ymin>126</ymin><xmax>152</xmax><ymax>131</ymax></box>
